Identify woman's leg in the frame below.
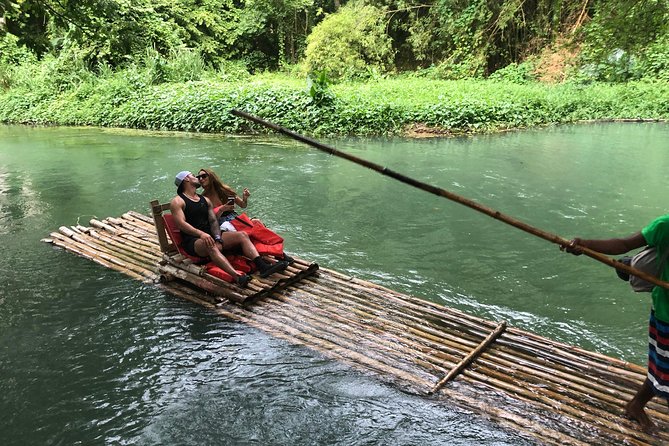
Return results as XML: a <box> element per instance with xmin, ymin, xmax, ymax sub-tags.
<box><xmin>221</xmin><ymin>231</ymin><xmax>259</xmax><ymax>259</ymax></box>
<box><xmin>221</xmin><ymin>232</ymin><xmax>288</xmax><ymax>277</ymax></box>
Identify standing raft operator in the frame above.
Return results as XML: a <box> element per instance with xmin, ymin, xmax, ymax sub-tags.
<box><xmin>564</xmin><ymin>214</ymin><xmax>669</xmax><ymax>432</ymax></box>
<box><xmin>170</xmin><ymin>171</ymin><xmax>289</xmax><ymax>287</ymax></box>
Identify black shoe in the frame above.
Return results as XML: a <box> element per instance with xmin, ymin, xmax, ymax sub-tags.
<box><xmin>236</xmin><ymin>274</ymin><xmax>250</xmax><ymax>287</ymax></box>
<box><xmin>282</xmin><ymin>253</ymin><xmax>295</xmax><ymax>264</ymax></box>
<box><xmin>259</xmin><ymin>260</ymin><xmax>289</xmax><ymax>278</ymax></box>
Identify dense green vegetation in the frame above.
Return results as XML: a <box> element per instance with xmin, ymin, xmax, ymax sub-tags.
<box><xmin>1</xmin><ymin>0</ymin><xmax>669</xmax><ymax>135</ymax></box>
<box><xmin>1</xmin><ymin>59</ymin><xmax>668</xmax><ymax>136</ymax></box>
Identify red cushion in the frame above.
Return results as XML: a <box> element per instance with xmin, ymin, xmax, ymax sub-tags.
<box><xmin>230</xmin><ymin>213</ymin><xmax>284</xmax><ymax>257</ymax></box>
<box><xmin>205</xmin><ymin>265</ymin><xmax>240</xmax><ymax>283</ymax></box>
<box><xmin>205</xmin><ymin>256</ymin><xmax>253</xmax><ymax>283</ymax></box>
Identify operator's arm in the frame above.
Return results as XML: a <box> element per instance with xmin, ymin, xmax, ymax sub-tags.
<box><xmin>569</xmin><ymin>232</ymin><xmax>646</xmax><ymax>255</ymax></box>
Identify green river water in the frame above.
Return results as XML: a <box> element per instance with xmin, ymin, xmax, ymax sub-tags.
<box><xmin>1</xmin><ymin>123</ymin><xmax>668</xmax><ymax>445</ymax></box>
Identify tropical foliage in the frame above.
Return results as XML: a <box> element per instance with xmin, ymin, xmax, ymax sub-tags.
<box><xmin>2</xmin><ymin>0</ymin><xmax>669</xmax><ymax>136</ymax></box>
<box><xmin>2</xmin><ymin>0</ymin><xmax>669</xmax><ymax>80</ymax></box>
<box><xmin>304</xmin><ymin>2</ymin><xmax>393</xmax><ymax>80</ymax></box>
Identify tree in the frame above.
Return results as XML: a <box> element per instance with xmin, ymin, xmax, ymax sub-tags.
<box><xmin>305</xmin><ymin>1</ymin><xmax>394</xmax><ymax>80</ymax></box>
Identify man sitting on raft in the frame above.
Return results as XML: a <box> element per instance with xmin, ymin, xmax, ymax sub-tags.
<box><xmin>170</xmin><ymin>170</ymin><xmax>289</xmax><ymax>287</ymax></box>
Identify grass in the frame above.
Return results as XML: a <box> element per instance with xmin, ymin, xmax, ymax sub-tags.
<box><xmin>1</xmin><ymin>61</ymin><xmax>669</xmax><ymax>137</ymax></box>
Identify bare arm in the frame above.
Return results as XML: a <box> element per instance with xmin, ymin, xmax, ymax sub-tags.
<box><xmin>205</xmin><ymin>197</ymin><xmax>222</xmax><ymax>239</ymax></box>
<box><xmin>570</xmin><ymin>231</ymin><xmax>646</xmax><ymax>255</ymax></box>
<box><xmin>236</xmin><ymin>188</ymin><xmax>250</xmax><ymax>209</ymax></box>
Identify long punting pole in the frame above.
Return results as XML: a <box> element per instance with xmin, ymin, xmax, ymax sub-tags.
<box><xmin>231</xmin><ymin>109</ymin><xmax>669</xmax><ymax>290</ymax></box>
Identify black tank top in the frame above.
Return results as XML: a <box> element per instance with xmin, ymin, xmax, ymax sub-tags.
<box><xmin>179</xmin><ymin>192</ymin><xmax>210</xmax><ymax>235</ymax></box>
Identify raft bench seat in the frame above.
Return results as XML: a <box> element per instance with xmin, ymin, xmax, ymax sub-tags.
<box><xmin>150</xmin><ymin>199</ymin><xmax>318</xmax><ymax>304</ymax></box>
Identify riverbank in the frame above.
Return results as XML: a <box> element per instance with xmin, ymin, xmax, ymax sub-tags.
<box><xmin>1</xmin><ymin>72</ymin><xmax>669</xmax><ymax>136</ymax></box>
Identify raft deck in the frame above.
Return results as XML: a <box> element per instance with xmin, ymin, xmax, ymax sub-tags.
<box><xmin>43</xmin><ymin>210</ymin><xmax>669</xmax><ymax>445</ymax></box>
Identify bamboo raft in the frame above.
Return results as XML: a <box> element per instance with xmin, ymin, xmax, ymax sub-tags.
<box><xmin>43</xmin><ymin>210</ymin><xmax>669</xmax><ymax>445</ymax></box>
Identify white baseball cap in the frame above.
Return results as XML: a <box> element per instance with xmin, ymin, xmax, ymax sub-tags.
<box><xmin>174</xmin><ymin>171</ymin><xmax>191</xmax><ymax>187</ymax></box>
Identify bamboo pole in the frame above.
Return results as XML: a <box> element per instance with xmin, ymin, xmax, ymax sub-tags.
<box><xmin>430</xmin><ymin>321</ymin><xmax>507</xmax><ymax>393</ymax></box>
<box><xmin>85</xmin><ymin>229</ymin><xmax>162</xmax><ymax>263</ymax></box>
<box><xmin>195</xmin><ymin>276</ymin><xmax>594</xmax><ymax>444</ymax></box>
<box><xmin>71</xmin><ymin>228</ymin><xmax>161</xmax><ymax>268</ymax></box>
<box><xmin>288</xmin><ymin>280</ymin><xmax>668</xmax><ymax>440</ymax></box>
<box><xmin>227</xmin><ymin>302</ymin><xmax>435</xmax><ymax>391</ymax></box>
<box><xmin>158</xmin><ymin>263</ymin><xmax>245</xmax><ymax>303</ymax></box>
<box><xmin>327</xmin><ymin>272</ymin><xmax>668</xmax><ymax>417</ymax></box>
<box><xmin>231</xmin><ymin>110</ymin><xmax>669</xmax><ymax>291</ymax></box>
<box><xmin>239</xmin><ymin>286</ymin><xmax>656</xmax><ymax>442</ymax></box>
<box><xmin>89</xmin><ymin>218</ymin><xmax>119</xmax><ymax>234</ymax></box>
<box><xmin>265</xmin><ymin>290</ymin><xmax>456</xmax><ymax>379</ymax></box>
<box><xmin>260</xmin><ymin>290</ymin><xmax>664</xmax><ymax>440</ymax></box>
<box><xmin>126</xmin><ymin>210</ymin><xmax>156</xmax><ymax>225</ymax></box>
<box><xmin>458</xmin><ymin>366</ymin><xmax>663</xmax><ymax>446</ymax></box>
<box><xmin>252</xmin><ymin>297</ymin><xmax>442</xmax><ymax>386</ymax></box>
<box><xmin>54</xmin><ymin>230</ymin><xmax>136</xmax><ymax>272</ymax></box>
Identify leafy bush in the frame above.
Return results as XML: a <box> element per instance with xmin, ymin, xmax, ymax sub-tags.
<box><xmin>306</xmin><ymin>70</ymin><xmax>334</xmax><ymax>106</ymax></box>
<box><xmin>304</xmin><ymin>2</ymin><xmax>394</xmax><ymax>81</ymax></box>
<box><xmin>0</xmin><ymin>33</ymin><xmax>37</xmax><ymax>90</ymax></box>
<box><xmin>426</xmin><ymin>55</ymin><xmax>486</xmax><ymax>80</ymax></box>
<box><xmin>0</xmin><ymin>64</ymin><xmax>12</xmax><ymax>91</ymax></box>
<box><xmin>164</xmin><ymin>48</ymin><xmax>207</xmax><ymax>82</ymax></box>
<box><xmin>217</xmin><ymin>59</ymin><xmax>252</xmax><ymax>82</ymax></box>
<box><xmin>489</xmin><ymin>62</ymin><xmax>536</xmax><ymax>84</ymax></box>
<box><xmin>3</xmin><ymin>61</ymin><xmax>669</xmax><ymax>136</ymax></box>
<box><xmin>579</xmin><ymin>0</ymin><xmax>669</xmax><ymax>82</ymax></box>
<box><xmin>0</xmin><ymin>33</ymin><xmax>36</xmax><ymax>65</ymax></box>
<box><xmin>635</xmin><ymin>37</ymin><xmax>669</xmax><ymax>81</ymax></box>
<box><xmin>140</xmin><ymin>48</ymin><xmax>169</xmax><ymax>85</ymax></box>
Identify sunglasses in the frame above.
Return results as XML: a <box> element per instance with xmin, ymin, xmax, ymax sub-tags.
<box><xmin>196</xmin><ymin>173</ymin><xmax>209</xmax><ymax>180</ymax></box>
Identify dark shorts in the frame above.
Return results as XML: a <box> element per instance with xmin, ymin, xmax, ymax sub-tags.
<box><xmin>218</xmin><ymin>211</ymin><xmax>238</xmax><ymax>225</ymax></box>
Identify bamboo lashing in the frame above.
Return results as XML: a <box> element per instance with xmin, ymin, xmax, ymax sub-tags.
<box><xmin>230</xmin><ymin>109</ymin><xmax>669</xmax><ymax>291</ymax></box>
<box><xmin>430</xmin><ymin>320</ymin><xmax>507</xmax><ymax>393</ymax></box>
<box><xmin>42</xmin><ymin>212</ymin><xmax>669</xmax><ymax>445</ymax></box>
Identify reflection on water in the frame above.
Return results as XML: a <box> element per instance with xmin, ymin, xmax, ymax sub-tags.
<box><xmin>2</xmin><ymin>123</ymin><xmax>668</xmax><ymax>444</ymax></box>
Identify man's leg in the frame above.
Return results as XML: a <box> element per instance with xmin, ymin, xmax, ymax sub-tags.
<box><xmin>193</xmin><ymin>239</ymin><xmax>247</xmax><ymax>284</ymax></box>
<box><xmin>625</xmin><ymin>378</ymin><xmax>655</xmax><ymax>432</ymax></box>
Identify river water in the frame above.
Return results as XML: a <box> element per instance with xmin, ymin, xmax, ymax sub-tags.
<box><xmin>1</xmin><ymin>123</ymin><xmax>667</xmax><ymax>445</ymax></box>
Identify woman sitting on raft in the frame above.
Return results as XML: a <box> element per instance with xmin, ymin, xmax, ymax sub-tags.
<box><xmin>196</xmin><ymin>168</ymin><xmax>249</xmax><ymax>231</ymax></box>
<box><xmin>197</xmin><ymin>168</ymin><xmax>293</xmax><ymax>264</ymax></box>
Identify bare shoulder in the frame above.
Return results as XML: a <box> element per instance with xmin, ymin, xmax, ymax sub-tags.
<box><xmin>170</xmin><ymin>195</ymin><xmax>185</xmax><ymax>212</ymax></box>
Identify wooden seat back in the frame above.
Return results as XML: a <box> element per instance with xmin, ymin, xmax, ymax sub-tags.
<box><xmin>150</xmin><ymin>200</ymin><xmax>175</xmax><ymax>255</ymax></box>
